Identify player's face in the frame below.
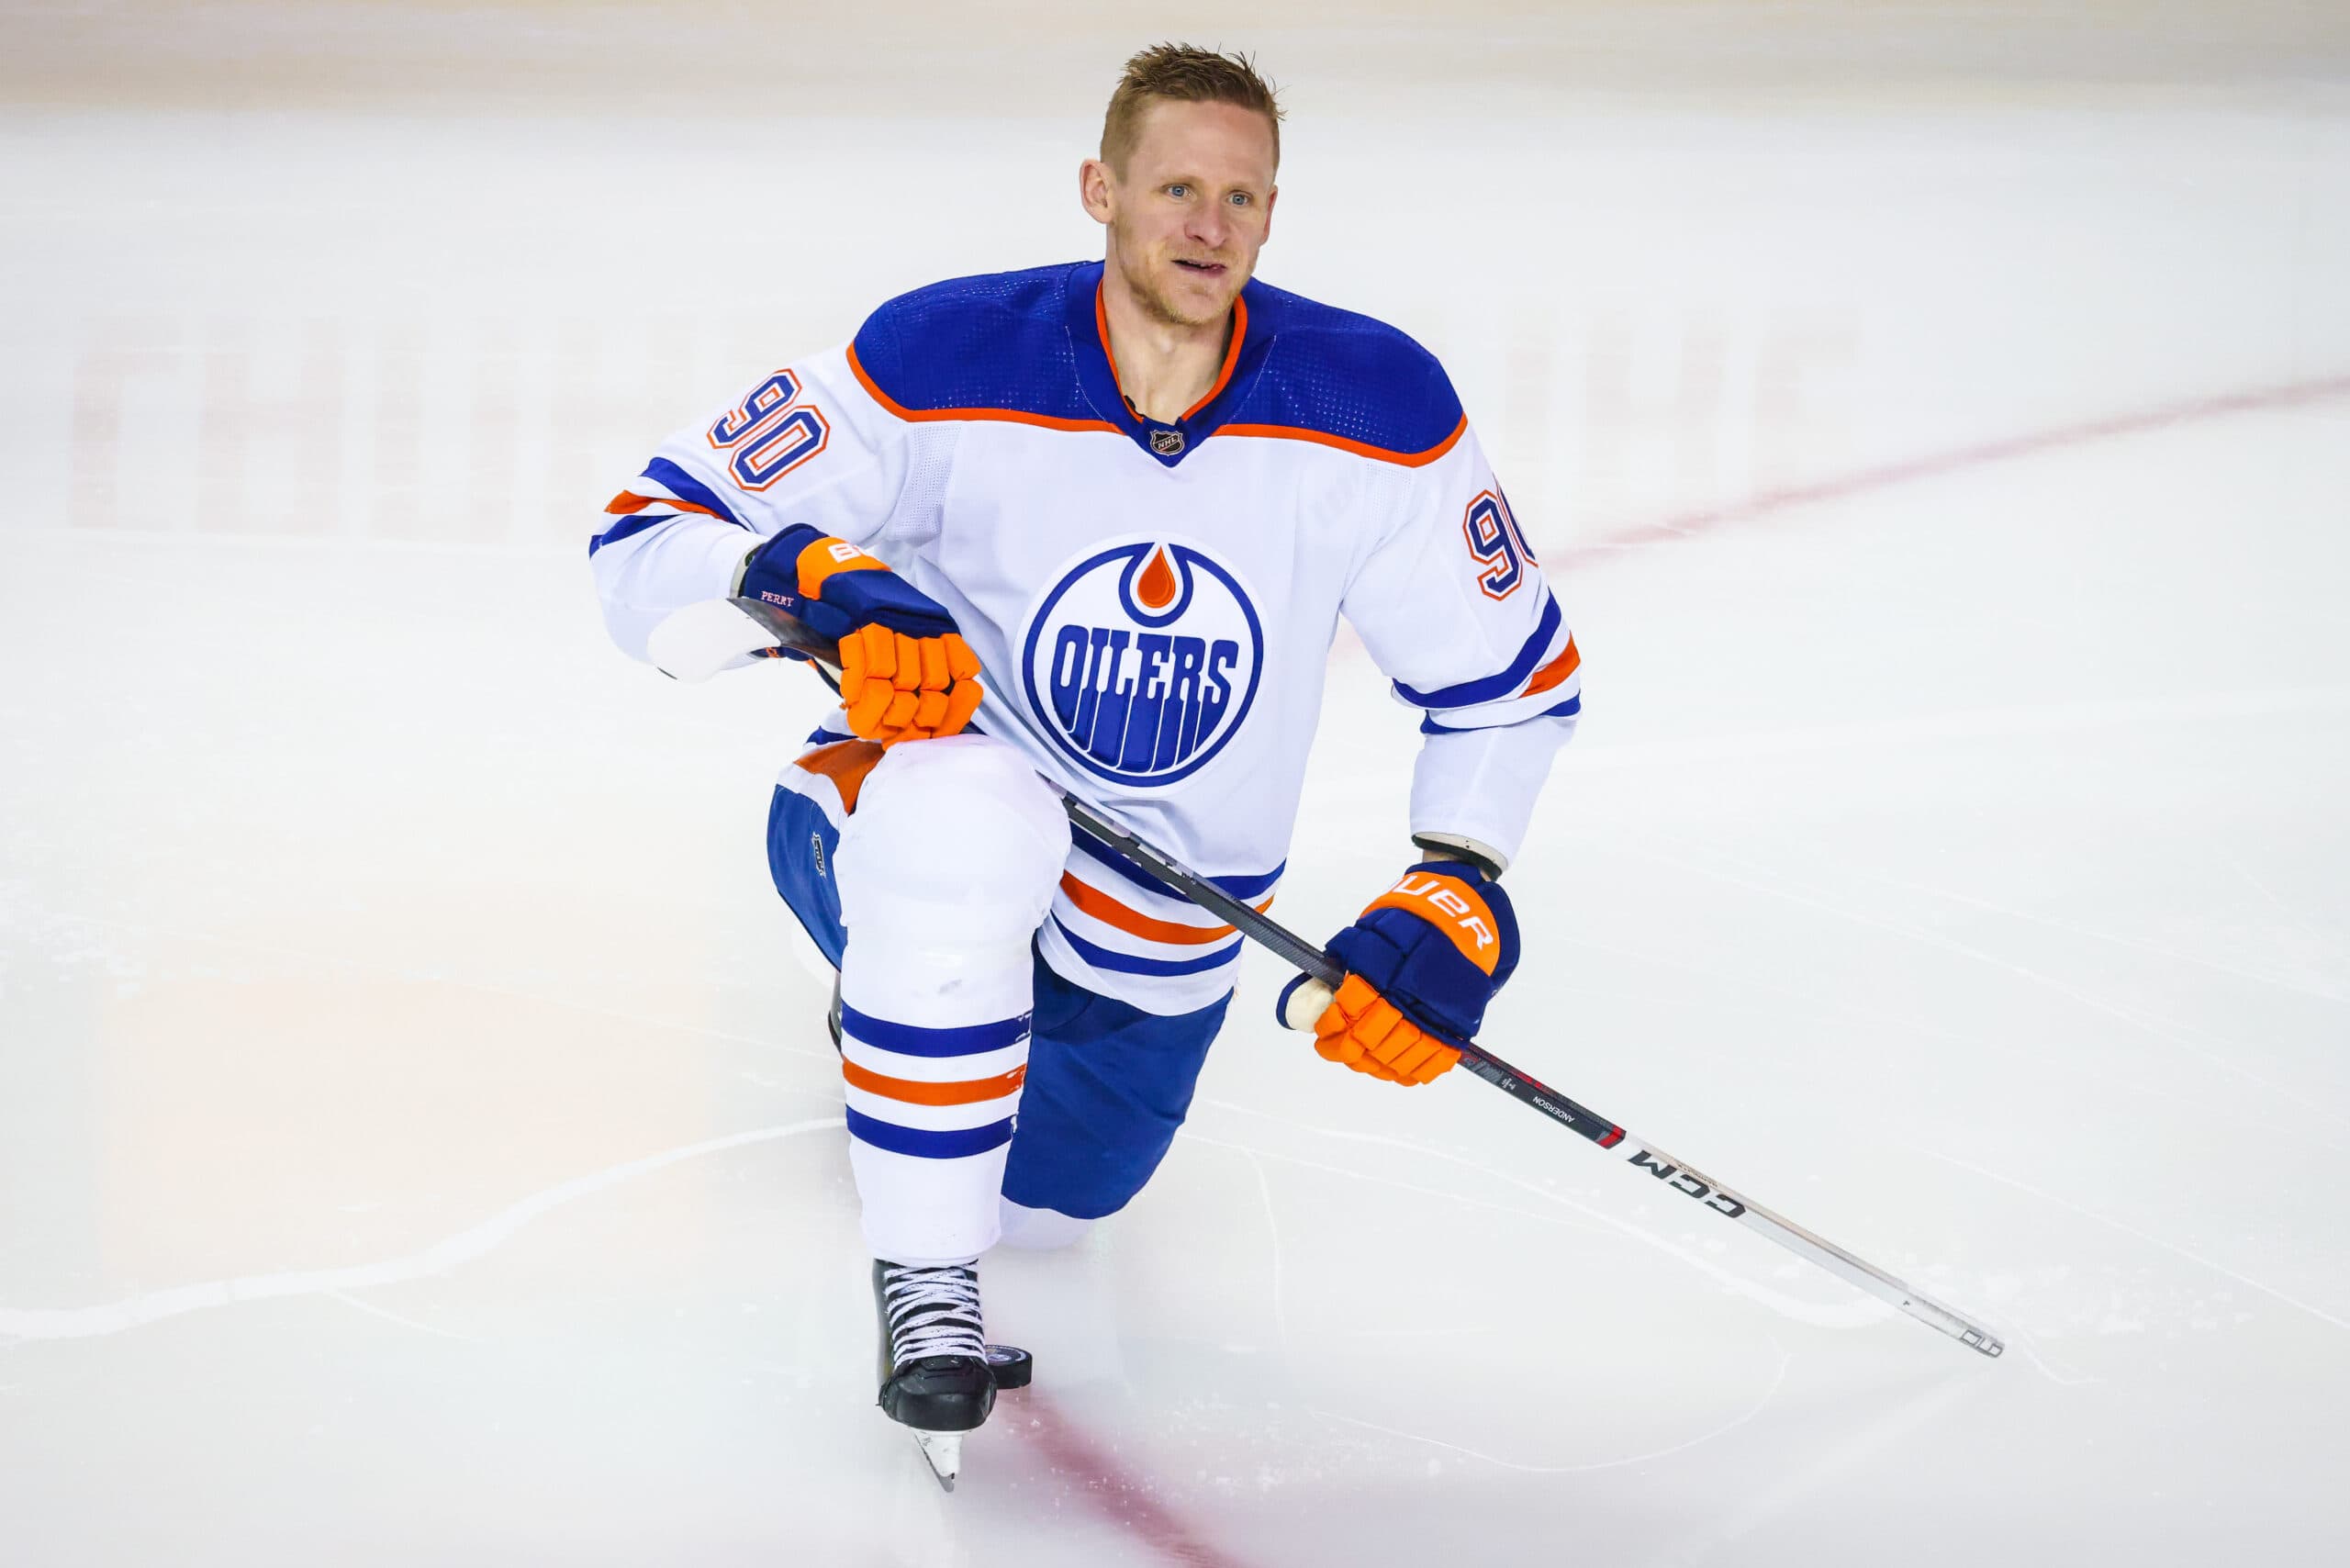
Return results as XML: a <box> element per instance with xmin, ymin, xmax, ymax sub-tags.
<box><xmin>1087</xmin><ymin>99</ymin><xmax>1277</xmax><ymax>329</ymax></box>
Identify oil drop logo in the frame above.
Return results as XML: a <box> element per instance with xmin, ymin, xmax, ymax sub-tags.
<box><xmin>1020</xmin><ymin>539</ymin><xmax>1265</xmax><ymax>788</ymax></box>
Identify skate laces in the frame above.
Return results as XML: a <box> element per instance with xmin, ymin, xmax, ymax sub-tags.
<box><xmin>881</xmin><ymin>1263</ymin><xmax>985</xmax><ymax>1364</ymax></box>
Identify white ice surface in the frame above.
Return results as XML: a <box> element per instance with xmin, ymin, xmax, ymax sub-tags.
<box><xmin>4</xmin><ymin>27</ymin><xmax>2350</xmax><ymax>1568</ymax></box>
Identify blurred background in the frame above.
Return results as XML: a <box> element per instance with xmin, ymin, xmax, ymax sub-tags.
<box><xmin>4</xmin><ymin>5</ymin><xmax>2348</xmax><ymax>1565</ymax></box>
<box><xmin>8</xmin><ymin>0</ymin><xmax>2345</xmax><ymax>556</ymax></box>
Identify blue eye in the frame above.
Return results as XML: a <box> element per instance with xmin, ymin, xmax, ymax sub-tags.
<box><xmin>1228</xmin><ymin>192</ymin><xmax>1251</xmax><ymax>207</ymax></box>
<box><xmin>1166</xmin><ymin>184</ymin><xmax>1189</xmax><ymax>197</ymax></box>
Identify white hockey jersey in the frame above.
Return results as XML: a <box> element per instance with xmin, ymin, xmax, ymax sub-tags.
<box><xmin>592</xmin><ymin>261</ymin><xmax>1580</xmax><ymax>1014</ymax></box>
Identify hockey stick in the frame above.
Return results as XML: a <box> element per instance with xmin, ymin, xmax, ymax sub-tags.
<box><xmin>648</xmin><ymin>596</ymin><xmax>2006</xmax><ymax>1360</ymax></box>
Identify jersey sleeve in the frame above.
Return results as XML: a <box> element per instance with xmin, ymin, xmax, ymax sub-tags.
<box><xmin>1341</xmin><ymin>421</ymin><xmax>1581</xmax><ymax>869</ymax></box>
<box><xmin>588</xmin><ymin>341</ymin><xmax>925</xmax><ymax>663</ymax></box>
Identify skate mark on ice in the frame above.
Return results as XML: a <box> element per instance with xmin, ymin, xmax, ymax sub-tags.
<box><xmin>1205</xmin><ymin>1110</ymin><xmax>2079</xmax><ymax>1386</ymax></box>
<box><xmin>2214</xmin><ymin>843</ymin><xmax>2350</xmax><ymax>995</ymax></box>
<box><xmin>1621</xmin><ymin>833</ymin><xmax>2350</xmax><ymax>1140</ymax></box>
<box><xmin>1642</xmin><ymin>1371</ymin><xmax>1984</xmax><ymax>1567</ymax></box>
<box><xmin>1180</xmin><ymin>1125</ymin><xmax>1612</xmax><ymax>1238</ymax></box>
<box><xmin>1913</xmin><ymin>1143</ymin><xmax>2350</xmax><ymax>1339</ymax></box>
<box><xmin>1543</xmin><ymin>930</ymin><xmax>2207</xmax><ymax>1126</ymax></box>
<box><xmin>40</xmin><ymin>906</ymin><xmax>846</xmax><ymax>1068</ymax></box>
<box><xmin>1784</xmin><ymin>829</ymin><xmax>2348</xmax><ymax>1008</ymax></box>
<box><xmin>1189</xmin><ymin>1109</ymin><xmax>1892</xmax><ymax>1334</ymax></box>
<box><xmin>0</xmin><ymin>1119</ymin><xmax>843</xmax><ymax>1341</ymax></box>
<box><xmin>324</xmin><ymin>1289</ymin><xmax>481</xmax><ymax>1342</ymax></box>
<box><xmin>1240</xmin><ymin>1148</ymin><xmax>1293</xmax><ymax>1361</ymax></box>
<box><xmin>1556</xmin><ymin>371</ymin><xmax>2350</xmax><ymax>564</ymax></box>
<box><xmin>1311</xmin><ymin>1338</ymin><xmax>1792</xmax><ymax>1474</ymax></box>
<box><xmin>1584</xmin><ymin>826</ymin><xmax>2350</xmax><ymax>1140</ymax></box>
<box><xmin>1552</xmin><ymin>686</ymin><xmax>2350</xmax><ymax>774</ymax></box>
<box><xmin>1014</xmin><ymin>1387</ymin><xmax>1259</xmax><ymax>1568</ymax></box>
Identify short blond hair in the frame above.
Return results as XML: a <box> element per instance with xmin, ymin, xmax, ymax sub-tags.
<box><xmin>1101</xmin><ymin>43</ymin><xmax>1283</xmax><ymax>174</ymax></box>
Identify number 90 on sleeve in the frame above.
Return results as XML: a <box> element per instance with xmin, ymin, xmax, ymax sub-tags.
<box><xmin>707</xmin><ymin>369</ymin><xmax>832</xmax><ymax>491</ymax></box>
<box><xmin>1461</xmin><ymin>488</ymin><xmax>1537</xmax><ymax>600</ymax></box>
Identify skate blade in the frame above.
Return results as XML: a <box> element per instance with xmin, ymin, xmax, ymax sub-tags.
<box><xmin>912</xmin><ymin>1429</ymin><xmax>962</xmax><ymax>1493</ymax></box>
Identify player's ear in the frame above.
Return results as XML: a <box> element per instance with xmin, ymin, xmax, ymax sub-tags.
<box><xmin>1261</xmin><ymin>185</ymin><xmax>1277</xmax><ymax>243</ymax></box>
<box><xmin>1079</xmin><ymin>158</ymin><xmax>1115</xmax><ymax>226</ymax></box>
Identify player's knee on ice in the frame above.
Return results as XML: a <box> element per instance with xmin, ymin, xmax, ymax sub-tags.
<box><xmin>835</xmin><ymin>734</ymin><xmax>1068</xmax><ymax>948</ymax></box>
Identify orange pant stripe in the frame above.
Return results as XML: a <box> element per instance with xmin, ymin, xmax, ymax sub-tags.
<box><xmin>1058</xmin><ymin>873</ymin><xmax>1270</xmax><ymax>946</ymax></box>
<box><xmin>792</xmin><ymin>739</ymin><xmax>888</xmax><ymax>813</ymax></box>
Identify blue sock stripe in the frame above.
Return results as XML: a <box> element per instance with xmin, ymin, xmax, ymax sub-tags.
<box><xmin>845</xmin><ymin>1108</ymin><xmax>1015</xmax><ymax>1159</ymax></box>
<box><xmin>837</xmin><ymin>1004</ymin><xmax>1032</xmax><ymax>1058</ymax></box>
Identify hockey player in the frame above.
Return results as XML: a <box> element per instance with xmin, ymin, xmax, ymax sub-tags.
<box><xmin>590</xmin><ymin>44</ymin><xmax>1580</xmax><ymax>1481</ymax></box>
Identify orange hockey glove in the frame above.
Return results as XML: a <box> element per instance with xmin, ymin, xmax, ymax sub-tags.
<box><xmin>1310</xmin><ymin>973</ymin><xmax>1462</xmax><ymax>1085</ymax></box>
<box><xmin>1277</xmin><ymin>862</ymin><xmax>1521</xmax><ymax>1087</ymax></box>
<box><xmin>837</xmin><ymin>622</ymin><xmax>985</xmax><ymax>745</ymax></box>
<box><xmin>737</xmin><ymin>524</ymin><xmax>985</xmax><ymax>746</ymax></box>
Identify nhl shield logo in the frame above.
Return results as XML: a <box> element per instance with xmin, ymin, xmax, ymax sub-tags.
<box><xmin>1020</xmin><ymin>539</ymin><xmax>1264</xmax><ymax>788</ymax></box>
<box><xmin>1148</xmin><ymin>428</ymin><xmax>1185</xmax><ymax>456</ymax></box>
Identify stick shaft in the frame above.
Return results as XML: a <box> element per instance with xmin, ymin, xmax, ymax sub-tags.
<box><xmin>727</xmin><ymin>598</ymin><xmax>2005</xmax><ymax>1359</ymax></box>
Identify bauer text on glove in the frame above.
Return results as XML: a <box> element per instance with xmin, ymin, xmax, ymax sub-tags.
<box><xmin>1278</xmin><ymin>862</ymin><xmax>1520</xmax><ymax>1086</ymax></box>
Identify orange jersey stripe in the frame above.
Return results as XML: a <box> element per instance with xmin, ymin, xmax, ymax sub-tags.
<box><xmin>1217</xmin><ymin>413</ymin><xmax>1468</xmax><ymax>469</ymax></box>
<box><xmin>1523</xmin><ymin>636</ymin><xmax>1582</xmax><ymax>698</ymax></box>
<box><xmin>1181</xmin><ymin>295</ymin><xmax>1250</xmax><ymax>421</ymax></box>
<box><xmin>1091</xmin><ymin>286</ymin><xmax>1251</xmax><ymax>424</ymax></box>
<box><xmin>1092</xmin><ymin>286</ymin><xmax>1140</xmax><ymax>428</ymax></box>
<box><xmin>605</xmin><ymin>489</ymin><xmax>722</xmax><ymax>519</ymax></box>
<box><xmin>846</xmin><ymin>344</ymin><xmax>1125</xmax><ymax>436</ymax></box>
<box><xmin>842</xmin><ymin>1059</ymin><xmax>1027</xmax><ymax>1106</ymax></box>
<box><xmin>846</xmin><ymin>334</ymin><xmax>1457</xmax><ymax>465</ymax></box>
<box><xmin>1058</xmin><ymin>872</ymin><xmax>1270</xmax><ymax>946</ymax></box>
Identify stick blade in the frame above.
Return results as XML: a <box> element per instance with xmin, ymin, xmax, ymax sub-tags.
<box><xmin>645</xmin><ymin>598</ymin><xmax>782</xmax><ymax>683</ymax></box>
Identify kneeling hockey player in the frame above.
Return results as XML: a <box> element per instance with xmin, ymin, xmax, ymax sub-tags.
<box><xmin>591</xmin><ymin>43</ymin><xmax>1579</xmax><ymax>1484</ymax></box>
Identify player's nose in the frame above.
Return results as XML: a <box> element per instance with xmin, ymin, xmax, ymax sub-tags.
<box><xmin>1184</xmin><ymin>204</ymin><xmax>1229</xmax><ymax>250</ymax></box>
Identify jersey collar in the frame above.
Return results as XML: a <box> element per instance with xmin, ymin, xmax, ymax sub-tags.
<box><xmin>1066</xmin><ymin>260</ymin><xmax>1259</xmax><ymax>467</ymax></box>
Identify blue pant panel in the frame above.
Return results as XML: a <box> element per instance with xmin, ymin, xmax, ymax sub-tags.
<box><xmin>1002</xmin><ymin>961</ymin><xmax>1230</xmax><ymax>1220</ymax></box>
<box><xmin>767</xmin><ymin>783</ymin><xmax>846</xmax><ymax>969</ymax></box>
<box><xmin>766</xmin><ymin>782</ymin><xmax>1229</xmax><ymax>1221</ymax></box>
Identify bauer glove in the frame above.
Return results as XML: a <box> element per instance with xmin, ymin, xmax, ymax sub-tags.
<box><xmin>1275</xmin><ymin>861</ymin><xmax>1519</xmax><ymax>1086</ymax></box>
<box><xmin>736</xmin><ymin>525</ymin><xmax>983</xmax><ymax>745</ymax></box>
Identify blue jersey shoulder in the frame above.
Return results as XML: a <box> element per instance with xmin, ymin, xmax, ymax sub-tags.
<box><xmin>1226</xmin><ymin>280</ymin><xmax>1464</xmax><ymax>458</ymax></box>
<box><xmin>851</xmin><ymin>263</ymin><xmax>1099</xmax><ymax>423</ymax></box>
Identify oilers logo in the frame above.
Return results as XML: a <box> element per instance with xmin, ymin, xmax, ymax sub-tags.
<box><xmin>1020</xmin><ymin>539</ymin><xmax>1264</xmax><ymax>787</ymax></box>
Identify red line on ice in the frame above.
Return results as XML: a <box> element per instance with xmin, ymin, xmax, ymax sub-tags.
<box><xmin>1013</xmin><ymin>1388</ymin><xmax>1257</xmax><ymax>1568</ymax></box>
<box><xmin>1558</xmin><ymin>371</ymin><xmax>2350</xmax><ymax>565</ymax></box>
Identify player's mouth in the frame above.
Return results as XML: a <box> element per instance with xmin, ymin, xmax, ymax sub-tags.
<box><xmin>1171</xmin><ymin>258</ymin><xmax>1227</xmax><ymax>278</ymax></box>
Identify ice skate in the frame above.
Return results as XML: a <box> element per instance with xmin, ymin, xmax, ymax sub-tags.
<box><xmin>873</xmin><ymin>1260</ymin><xmax>996</xmax><ymax>1491</ymax></box>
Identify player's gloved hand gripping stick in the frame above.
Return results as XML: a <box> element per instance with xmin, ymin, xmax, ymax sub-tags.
<box><xmin>734</xmin><ymin>526</ymin><xmax>984</xmax><ymax>745</ymax></box>
<box><xmin>1283</xmin><ymin>865</ymin><xmax>1520</xmax><ymax>1087</ymax></box>
<box><xmin>647</xmin><ymin>595</ymin><xmax>2009</xmax><ymax>1362</ymax></box>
